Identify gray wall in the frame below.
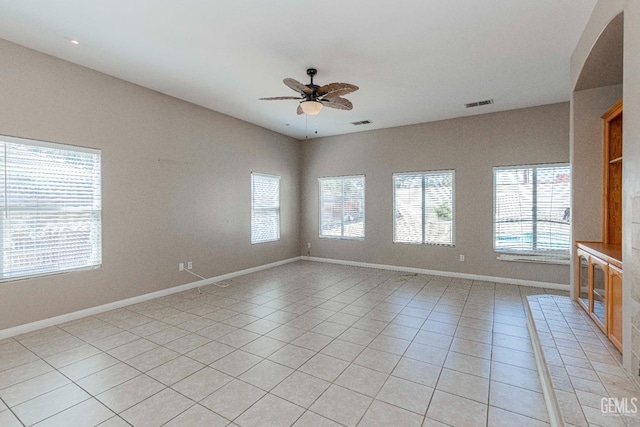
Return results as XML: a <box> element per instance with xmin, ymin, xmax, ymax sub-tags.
<box><xmin>570</xmin><ymin>84</ymin><xmax>622</xmax><ymax>297</ymax></box>
<box><xmin>300</xmin><ymin>103</ymin><xmax>571</xmax><ymax>285</ymax></box>
<box><xmin>571</xmin><ymin>84</ymin><xmax>623</xmax><ymax>242</ymax></box>
<box><xmin>571</xmin><ymin>0</ymin><xmax>640</xmax><ymax>379</ymax></box>
<box><xmin>0</xmin><ymin>39</ymin><xmax>300</xmax><ymax>330</ymax></box>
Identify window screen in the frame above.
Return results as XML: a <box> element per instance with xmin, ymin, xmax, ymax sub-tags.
<box><xmin>494</xmin><ymin>164</ymin><xmax>571</xmax><ymax>257</ymax></box>
<box><xmin>319</xmin><ymin>175</ymin><xmax>365</xmax><ymax>239</ymax></box>
<box><xmin>393</xmin><ymin>170</ymin><xmax>455</xmax><ymax>246</ymax></box>
<box><xmin>251</xmin><ymin>172</ymin><xmax>280</xmax><ymax>244</ymax></box>
<box><xmin>0</xmin><ymin>135</ymin><xmax>102</xmax><ymax>281</ymax></box>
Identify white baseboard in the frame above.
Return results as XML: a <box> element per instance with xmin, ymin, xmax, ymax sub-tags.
<box><xmin>0</xmin><ymin>256</ymin><xmax>302</xmax><ymax>340</ymax></box>
<box><xmin>301</xmin><ymin>256</ymin><xmax>570</xmax><ymax>290</ymax></box>
<box><xmin>2</xmin><ymin>255</ymin><xmax>568</xmax><ymax>340</ymax></box>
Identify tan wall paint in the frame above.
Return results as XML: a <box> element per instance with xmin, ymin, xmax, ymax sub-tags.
<box><xmin>571</xmin><ymin>0</ymin><xmax>640</xmax><ymax>380</ymax></box>
<box><xmin>571</xmin><ymin>84</ymin><xmax>623</xmax><ymax>246</ymax></box>
<box><xmin>569</xmin><ymin>85</ymin><xmax>622</xmax><ymax>304</ymax></box>
<box><xmin>0</xmin><ymin>39</ymin><xmax>301</xmax><ymax>329</ymax></box>
<box><xmin>300</xmin><ymin>103</ymin><xmax>570</xmax><ymax>285</ymax></box>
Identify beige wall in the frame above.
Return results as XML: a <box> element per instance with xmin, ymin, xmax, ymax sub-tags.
<box><xmin>571</xmin><ymin>0</ymin><xmax>640</xmax><ymax>380</ymax></box>
<box><xmin>0</xmin><ymin>39</ymin><xmax>301</xmax><ymax>330</ymax></box>
<box><xmin>300</xmin><ymin>103</ymin><xmax>570</xmax><ymax>285</ymax></box>
<box><xmin>570</xmin><ymin>84</ymin><xmax>622</xmax><ymax>299</ymax></box>
<box><xmin>5</xmin><ymin>2</ymin><xmax>633</xmax><ymax>336</ymax></box>
<box><xmin>571</xmin><ymin>84</ymin><xmax>623</xmax><ymax>244</ymax></box>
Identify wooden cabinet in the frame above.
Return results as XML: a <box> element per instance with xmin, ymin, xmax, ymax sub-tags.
<box><xmin>577</xmin><ymin>251</ymin><xmax>589</xmax><ymax>310</ymax></box>
<box><xmin>602</xmin><ymin>100</ymin><xmax>623</xmax><ymax>245</ymax></box>
<box><xmin>608</xmin><ymin>265</ymin><xmax>623</xmax><ymax>351</ymax></box>
<box><xmin>576</xmin><ymin>242</ymin><xmax>622</xmax><ymax>351</ymax></box>
<box><xmin>575</xmin><ymin>100</ymin><xmax>624</xmax><ymax>351</ymax></box>
<box><xmin>590</xmin><ymin>255</ymin><xmax>607</xmax><ymax>330</ymax></box>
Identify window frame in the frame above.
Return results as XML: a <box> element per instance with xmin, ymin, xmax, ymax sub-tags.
<box><xmin>392</xmin><ymin>169</ymin><xmax>456</xmax><ymax>247</ymax></box>
<box><xmin>493</xmin><ymin>162</ymin><xmax>571</xmax><ymax>263</ymax></box>
<box><xmin>250</xmin><ymin>172</ymin><xmax>281</xmax><ymax>244</ymax></box>
<box><xmin>318</xmin><ymin>174</ymin><xmax>365</xmax><ymax>240</ymax></box>
<box><xmin>0</xmin><ymin>134</ymin><xmax>102</xmax><ymax>282</ymax></box>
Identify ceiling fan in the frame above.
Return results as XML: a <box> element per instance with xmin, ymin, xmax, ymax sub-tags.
<box><xmin>260</xmin><ymin>68</ymin><xmax>358</xmax><ymax>115</ymax></box>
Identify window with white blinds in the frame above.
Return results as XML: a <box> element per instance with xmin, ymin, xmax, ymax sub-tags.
<box><xmin>393</xmin><ymin>170</ymin><xmax>455</xmax><ymax>246</ymax></box>
<box><xmin>494</xmin><ymin>164</ymin><xmax>571</xmax><ymax>260</ymax></box>
<box><xmin>319</xmin><ymin>175</ymin><xmax>365</xmax><ymax>239</ymax></box>
<box><xmin>0</xmin><ymin>135</ymin><xmax>102</xmax><ymax>281</ymax></box>
<box><xmin>251</xmin><ymin>172</ymin><xmax>280</xmax><ymax>244</ymax></box>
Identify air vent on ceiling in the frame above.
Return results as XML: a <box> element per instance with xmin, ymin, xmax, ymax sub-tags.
<box><xmin>464</xmin><ymin>99</ymin><xmax>494</xmax><ymax>108</ymax></box>
<box><xmin>351</xmin><ymin>120</ymin><xmax>372</xmax><ymax>126</ymax></box>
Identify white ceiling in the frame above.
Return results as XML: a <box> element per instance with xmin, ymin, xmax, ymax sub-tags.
<box><xmin>0</xmin><ymin>1</ymin><xmax>597</xmax><ymax>140</ymax></box>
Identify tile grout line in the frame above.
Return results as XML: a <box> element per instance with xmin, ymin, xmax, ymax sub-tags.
<box><xmin>0</xmin><ymin>395</ymin><xmax>26</xmax><ymax>427</ymax></box>
<box><xmin>0</xmin><ymin>263</ymin><xmax>563</xmax><ymax>427</ymax></box>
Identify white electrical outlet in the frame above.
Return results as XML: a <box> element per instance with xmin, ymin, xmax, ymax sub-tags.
<box><xmin>307</xmin><ymin>242</ymin><xmax>311</xmax><ymax>249</ymax></box>
<box><xmin>187</xmin><ymin>261</ymin><xmax>193</xmax><ymax>270</ymax></box>
<box><xmin>179</xmin><ymin>263</ymin><xmax>184</xmax><ymax>271</ymax></box>
<box><xmin>460</xmin><ymin>255</ymin><xmax>465</xmax><ymax>262</ymax></box>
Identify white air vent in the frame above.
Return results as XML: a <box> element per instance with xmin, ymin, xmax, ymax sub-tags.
<box><xmin>351</xmin><ymin>120</ymin><xmax>372</xmax><ymax>126</ymax></box>
<box><xmin>464</xmin><ymin>99</ymin><xmax>494</xmax><ymax>108</ymax></box>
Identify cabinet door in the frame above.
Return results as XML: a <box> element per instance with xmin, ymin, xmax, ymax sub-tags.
<box><xmin>608</xmin><ymin>265</ymin><xmax>623</xmax><ymax>351</ymax></box>
<box><xmin>576</xmin><ymin>250</ymin><xmax>590</xmax><ymax>311</ymax></box>
<box><xmin>590</xmin><ymin>256</ymin><xmax>608</xmax><ymax>331</ymax></box>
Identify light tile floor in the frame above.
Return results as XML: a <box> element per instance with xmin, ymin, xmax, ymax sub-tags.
<box><xmin>528</xmin><ymin>295</ymin><xmax>640</xmax><ymax>427</ymax></box>
<box><xmin>0</xmin><ymin>261</ymin><xmax>571</xmax><ymax>426</ymax></box>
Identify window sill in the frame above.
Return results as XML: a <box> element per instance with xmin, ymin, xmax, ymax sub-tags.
<box><xmin>496</xmin><ymin>254</ymin><xmax>570</xmax><ymax>265</ymax></box>
<box><xmin>0</xmin><ymin>264</ymin><xmax>101</xmax><ymax>284</ymax></box>
<box><xmin>251</xmin><ymin>239</ymin><xmax>281</xmax><ymax>245</ymax></box>
<box><xmin>393</xmin><ymin>241</ymin><xmax>455</xmax><ymax>247</ymax></box>
<box><xmin>319</xmin><ymin>236</ymin><xmax>365</xmax><ymax>241</ymax></box>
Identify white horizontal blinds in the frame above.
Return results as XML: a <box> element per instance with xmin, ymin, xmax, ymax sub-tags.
<box><xmin>424</xmin><ymin>171</ymin><xmax>454</xmax><ymax>245</ymax></box>
<box><xmin>0</xmin><ymin>138</ymin><xmax>102</xmax><ymax>280</ymax></box>
<box><xmin>394</xmin><ymin>171</ymin><xmax>454</xmax><ymax>245</ymax></box>
<box><xmin>319</xmin><ymin>175</ymin><xmax>365</xmax><ymax>239</ymax></box>
<box><xmin>394</xmin><ymin>174</ymin><xmax>423</xmax><ymax>244</ymax></box>
<box><xmin>319</xmin><ymin>178</ymin><xmax>342</xmax><ymax>238</ymax></box>
<box><xmin>251</xmin><ymin>172</ymin><xmax>280</xmax><ymax>244</ymax></box>
<box><xmin>535</xmin><ymin>166</ymin><xmax>571</xmax><ymax>251</ymax></box>
<box><xmin>494</xmin><ymin>164</ymin><xmax>570</xmax><ymax>254</ymax></box>
<box><xmin>495</xmin><ymin>167</ymin><xmax>534</xmax><ymax>252</ymax></box>
<box><xmin>342</xmin><ymin>176</ymin><xmax>365</xmax><ymax>239</ymax></box>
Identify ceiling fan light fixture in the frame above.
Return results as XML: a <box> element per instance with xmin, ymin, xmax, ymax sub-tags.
<box><xmin>300</xmin><ymin>100</ymin><xmax>323</xmax><ymax>115</ymax></box>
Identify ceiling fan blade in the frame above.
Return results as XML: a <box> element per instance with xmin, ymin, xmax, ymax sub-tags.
<box><xmin>317</xmin><ymin>82</ymin><xmax>359</xmax><ymax>99</ymax></box>
<box><xmin>284</xmin><ymin>78</ymin><xmax>312</xmax><ymax>95</ymax></box>
<box><xmin>296</xmin><ymin>104</ymin><xmax>304</xmax><ymax>115</ymax></box>
<box><xmin>321</xmin><ymin>97</ymin><xmax>353</xmax><ymax>110</ymax></box>
<box><xmin>259</xmin><ymin>96</ymin><xmax>302</xmax><ymax>100</ymax></box>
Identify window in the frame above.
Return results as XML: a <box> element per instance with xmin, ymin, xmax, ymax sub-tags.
<box><xmin>319</xmin><ymin>175</ymin><xmax>365</xmax><ymax>239</ymax></box>
<box><xmin>0</xmin><ymin>135</ymin><xmax>102</xmax><ymax>281</ymax></box>
<box><xmin>494</xmin><ymin>164</ymin><xmax>571</xmax><ymax>261</ymax></box>
<box><xmin>393</xmin><ymin>170</ymin><xmax>455</xmax><ymax>246</ymax></box>
<box><xmin>251</xmin><ymin>172</ymin><xmax>280</xmax><ymax>244</ymax></box>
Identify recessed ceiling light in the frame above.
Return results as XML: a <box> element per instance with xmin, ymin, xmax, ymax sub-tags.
<box><xmin>69</xmin><ymin>39</ymin><xmax>79</xmax><ymax>45</ymax></box>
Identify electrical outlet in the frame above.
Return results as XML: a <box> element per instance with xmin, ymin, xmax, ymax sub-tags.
<box><xmin>179</xmin><ymin>263</ymin><xmax>184</xmax><ymax>271</ymax></box>
<box><xmin>460</xmin><ymin>255</ymin><xmax>465</xmax><ymax>262</ymax></box>
<box><xmin>187</xmin><ymin>261</ymin><xmax>193</xmax><ymax>270</ymax></box>
<box><xmin>307</xmin><ymin>242</ymin><xmax>311</xmax><ymax>249</ymax></box>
